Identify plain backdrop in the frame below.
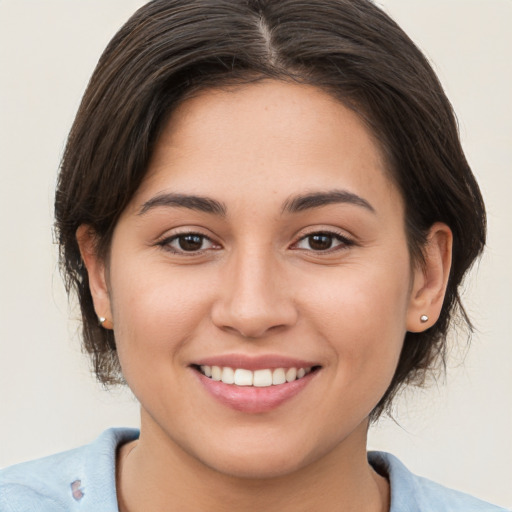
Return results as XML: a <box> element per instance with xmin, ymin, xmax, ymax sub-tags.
<box><xmin>0</xmin><ymin>0</ymin><xmax>511</xmax><ymax>507</ymax></box>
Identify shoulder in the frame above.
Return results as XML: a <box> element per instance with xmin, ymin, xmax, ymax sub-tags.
<box><xmin>0</xmin><ymin>428</ymin><xmax>139</xmax><ymax>512</ymax></box>
<box><xmin>369</xmin><ymin>451</ymin><xmax>510</xmax><ymax>512</ymax></box>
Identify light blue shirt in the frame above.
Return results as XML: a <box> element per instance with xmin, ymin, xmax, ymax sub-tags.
<box><xmin>0</xmin><ymin>428</ymin><xmax>508</xmax><ymax>511</ymax></box>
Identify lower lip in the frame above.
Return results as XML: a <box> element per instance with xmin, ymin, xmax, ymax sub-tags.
<box><xmin>194</xmin><ymin>369</ymin><xmax>318</xmax><ymax>413</ymax></box>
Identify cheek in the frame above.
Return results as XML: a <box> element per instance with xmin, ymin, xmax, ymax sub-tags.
<box><xmin>109</xmin><ymin>260</ymin><xmax>216</xmax><ymax>375</ymax></box>
<box><xmin>302</xmin><ymin>259</ymin><xmax>411</xmax><ymax>382</ymax></box>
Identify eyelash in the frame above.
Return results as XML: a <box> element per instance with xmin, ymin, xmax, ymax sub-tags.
<box><xmin>157</xmin><ymin>232</ymin><xmax>219</xmax><ymax>255</ymax></box>
<box><xmin>156</xmin><ymin>230</ymin><xmax>355</xmax><ymax>256</ymax></box>
<box><xmin>292</xmin><ymin>230</ymin><xmax>355</xmax><ymax>253</ymax></box>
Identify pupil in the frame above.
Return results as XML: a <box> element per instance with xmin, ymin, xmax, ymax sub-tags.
<box><xmin>309</xmin><ymin>234</ymin><xmax>332</xmax><ymax>250</ymax></box>
<box><xmin>179</xmin><ymin>235</ymin><xmax>203</xmax><ymax>251</ymax></box>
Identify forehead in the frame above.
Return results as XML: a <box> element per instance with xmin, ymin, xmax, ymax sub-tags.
<box><xmin>132</xmin><ymin>80</ymin><xmax>400</xmax><ymax>215</ymax></box>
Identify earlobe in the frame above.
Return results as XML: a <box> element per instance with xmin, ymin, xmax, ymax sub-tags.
<box><xmin>406</xmin><ymin>222</ymin><xmax>453</xmax><ymax>333</ymax></box>
<box><xmin>76</xmin><ymin>225</ymin><xmax>113</xmax><ymax>329</ymax></box>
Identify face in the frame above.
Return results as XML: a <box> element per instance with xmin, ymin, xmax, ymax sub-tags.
<box><xmin>87</xmin><ymin>81</ymin><xmax>428</xmax><ymax>478</ymax></box>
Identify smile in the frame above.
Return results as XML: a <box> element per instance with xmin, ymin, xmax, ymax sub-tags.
<box><xmin>198</xmin><ymin>365</ymin><xmax>313</xmax><ymax>387</ymax></box>
<box><xmin>193</xmin><ymin>360</ymin><xmax>321</xmax><ymax>413</ymax></box>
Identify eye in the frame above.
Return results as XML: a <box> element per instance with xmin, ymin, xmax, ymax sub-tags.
<box><xmin>294</xmin><ymin>231</ymin><xmax>353</xmax><ymax>252</ymax></box>
<box><xmin>159</xmin><ymin>233</ymin><xmax>218</xmax><ymax>254</ymax></box>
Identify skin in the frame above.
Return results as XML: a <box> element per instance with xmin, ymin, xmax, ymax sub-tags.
<box><xmin>78</xmin><ymin>81</ymin><xmax>452</xmax><ymax>512</ymax></box>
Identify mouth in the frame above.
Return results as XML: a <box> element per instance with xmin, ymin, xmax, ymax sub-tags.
<box><xmin>194</xmin><ymin>364</ymin><xmax>319</xmax><ymax>387</ymax></box>
<box><xmin>191</xmin><ymin>360</ymin><xmax>321</xmax><ymax>413</ymax></box>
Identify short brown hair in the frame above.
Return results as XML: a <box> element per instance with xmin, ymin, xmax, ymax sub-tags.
<box><xmin>55</xmin><ymin>0</ymin><xmax>486</xmax><ymax>419</ymax></box>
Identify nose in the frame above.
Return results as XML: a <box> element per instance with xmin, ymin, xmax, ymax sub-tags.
<box><xmin>211</xmin><ymin>247</ymin><xmax>298</xmax><ymax>339</ymax></box>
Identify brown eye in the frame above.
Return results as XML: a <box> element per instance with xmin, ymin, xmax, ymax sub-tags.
<box><xmin>178</xmin><ymin>234</ymin><xmax>204</xmax><ymax>251</ymax></box>
<box><xmin>160</xmin><ymin>233</ymin><xmax>217</xmax><ymax>254</ymax></box>
<box><xmin>307</xmin><ymin>234</ymin><xmax>334</xmax><ymax>250</ymax></box>
<box><xmin>294</xmin><ymin>231</ymin><xmax>354</xmax><ymax>252</ymax></box>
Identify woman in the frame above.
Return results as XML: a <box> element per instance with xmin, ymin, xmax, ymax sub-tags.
<box><xmin>0</xmin><ymin>0</ymin><xmax>508</xmax><ymax>510</ymax></box>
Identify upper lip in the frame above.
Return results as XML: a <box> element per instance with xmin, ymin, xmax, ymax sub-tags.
<box><xmin>191</xmin><ymin>354</ymin><xmax>321</xmax><ymax>371</ymax></box>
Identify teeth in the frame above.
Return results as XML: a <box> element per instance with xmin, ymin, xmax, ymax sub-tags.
<box><xmin>199</xmin><ymin>365</ymin><xmax>313</xmax><ymax>386</ymax></box>
<box><xmin>234</xmin><ymin>368</ymin><xmax>253</xmax><ymax>386</ymax></box>
<box><xmin>272</xmin><ymin>368</ymin><xmax>286</xmax><ymax>385</ymax></box>
<box><xmin>285</xmin><ymin>367</ymin><xmax>297</xmax><ymax>382</ymax></box>
<box><xmin>253</xmin><ymin>369</ymin><xmax>273</xmax><ymax>387</ymax></box>
<box><xmin>211</xmin><ymin>366</ymin><xmax>222</xmax><ymax>381</ymax></box>
<box><xmin>221</xmin><ymin>367</ymin><xmax>235</xmax><ymax>384</ymax></box>
<box><xmin>201</xmin><ymin>365</ymin><xmax>212</xmax><ymax>377</ymax></box>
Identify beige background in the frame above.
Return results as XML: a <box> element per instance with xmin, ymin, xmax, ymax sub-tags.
<box><xmin>0</xmin><ymin>0</ymin><xmax>510</xmax><ymax>507</ymax></box>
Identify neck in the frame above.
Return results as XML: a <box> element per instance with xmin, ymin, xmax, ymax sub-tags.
<box><xmin>116</xmin><ymin>415</ymin><xmax>389</xmax><ymax>512</ymax></box>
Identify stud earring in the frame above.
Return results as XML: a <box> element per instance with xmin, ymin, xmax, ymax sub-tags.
<box><xmin>420</xmin><ymin>314</ymin><xmax>429</xmax><ymax>323</ymax></box>
<box><xmin>98</xmin><ymin>316</ymin><xmax>113</xmax><ymax>329</ymax></box>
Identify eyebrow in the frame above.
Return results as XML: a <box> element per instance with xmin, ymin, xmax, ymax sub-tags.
<box><xmin>138</xmin><ymin>189</ymin><xmax>374</xmax><ymax>217</ymax></box>
<box><xmin>139</xmin><ymin>193</ymin><xmax>227</xmax><ymax>216</ymax></box>
<box><xmin>282</xmin><ymin>190</ymin><xmax>375</xmax><ymax>214</ymax></box>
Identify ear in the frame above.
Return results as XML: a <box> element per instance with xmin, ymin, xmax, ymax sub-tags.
<box><xmin>76</xmin><ymin>225</ymin><xmax>114</xmax><ymax>329</ymax></box>
<box><xmin>406</xmin><ymin>222</ymin><xmax>453</xmax><ymax>333</ymax></box>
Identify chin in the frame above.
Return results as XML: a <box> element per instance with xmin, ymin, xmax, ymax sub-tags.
<box><xmin>201</xmin><ymin>451</ymin><xmax>308</xmax><ymax>480</ymax></box>
<box><xmin>187</xmin><ymin>430</ymin><xmax>332</xmax><ymax>480</ymax></box>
